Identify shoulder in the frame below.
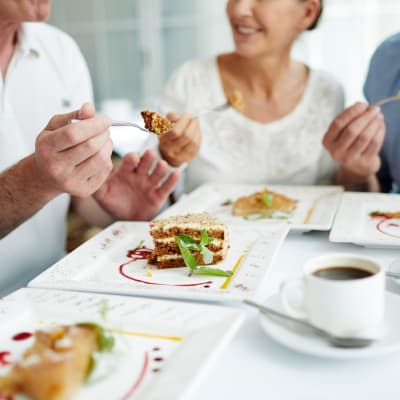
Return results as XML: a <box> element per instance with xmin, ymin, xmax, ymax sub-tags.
<box><xmin>166</xmin><ymin>57</ymin><xmax>217</xmax><ymax>88</ymax></box>
<box><xmin>365</xmin><ymin>33</ymin><xmax>400</xmax><ymax>100</ymax></box>
<box><xmin>23</xmin><ymin>22</ymin><xmax>85</xmax><ymax>62</ymax></box>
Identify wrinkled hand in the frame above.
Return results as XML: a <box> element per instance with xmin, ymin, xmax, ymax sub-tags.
<box><xmin>159</xmin><ymin>112</ymin><xmax>201</xmax><ymax>167</ymax></box>
<box><xmin>323</xmin><ymin>102</ymin><xmax>385</xmax><ymax>180</ymax></box>
<box><xmin>34</xmin><ymin>102</ymin><xmax>113</xmax><ymax>198</ymax></box>
<box><xmin>93</xmin><ymin>150</ymin><xmax>180</xmax><ymax>221</ymax></box>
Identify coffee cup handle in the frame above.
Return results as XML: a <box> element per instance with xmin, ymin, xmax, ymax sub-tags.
<box><xmin>280</xmin><ymin>278</ymin><xmax>307</xmax><ymax>320</ymax></box>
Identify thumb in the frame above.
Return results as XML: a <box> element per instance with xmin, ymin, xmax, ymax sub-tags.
<box><xmin>166</xmin><ymin>112</ymin><xmax>180</xmax><ymax>123</ymax></box>
<box><xmin>45</xmin><ymin>102</ymin><xmax>96</xmax><ymax>131</ymax></box>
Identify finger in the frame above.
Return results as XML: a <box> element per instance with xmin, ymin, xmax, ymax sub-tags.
<box><xmin>60</xmin><ymin>130</ymin><xmax>110</xmax><ymax>166</ymax></box>
<box><xmin>345</xmin><ymin>115</ymin><xmax>382</xmax><ymax>157</ymax></box>
<box><xmin>45</xmin><ymin>102</ymin><xmax>95</xmax><ymax>131</ymax></box>
<box><xmin>323</xmin><ymin>103</ymin><xmax>368</xmax><ymax>148</ymax></box>
<box><xmin>362</xmin><ymin>124</ymin><xmax>385</xmax><ymax>159</ymax></box>
<box><xmin>162</xmin><ymin>113</ymin><xmax>191</xmax><ymax>141</ymax></box>
<box><xmin>118</xmin><ymin>153</ymin><xmax>140</xmax><ymax>174</ymax></box>
<box><xmin>147</xmin><ymin>159</ymin><xmax>168</xmax><ymax>186</ymax></box>
<box><xmin>155</xmin><ymin>170</ymin><xmax>180</xmax><ymax>198</ymax></box>
<box><xmin>166</xmin><ymin>112</ymin><xmax>180</xmax><ymax>123</ymax></box>
<box><xmin>135</xmin><ymin>149</ymin><xmax>157</xmax><ymax>176</ymax></box>
<box><xmin>74</xmin><ymin>139</ymin><xmax>113</xmax><ymax>180</ymax></box>
<box><xmin>333</xmin><ymin>107</ymin><xmax>381</xmax><ymax>151</ymax></box>
<box><xmin>49</xmin><ymin>115</ymin><xmax>112</xmax><ymax>151</ymax></box>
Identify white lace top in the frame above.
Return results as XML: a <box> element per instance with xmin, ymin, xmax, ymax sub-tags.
<box><xmin>160</xmin><ymin>57</ymin><xmax>344</xmax><ymax>192</ymax></box>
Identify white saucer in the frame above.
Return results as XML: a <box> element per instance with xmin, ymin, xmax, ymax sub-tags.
<box><xmin>259</xmin><ymin>291</ymin><xmax>400</xmax><ymax>360</ymax></box>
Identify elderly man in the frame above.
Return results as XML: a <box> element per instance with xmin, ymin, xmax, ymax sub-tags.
<box><xmin>0</xmin><ymin>0</ymin><xmax>179</xmax><ymax>297</ymax></box>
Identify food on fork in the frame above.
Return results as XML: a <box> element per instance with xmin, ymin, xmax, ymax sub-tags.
<box><xmin>228</xmin><ymin>90</ymin><xmax>245</xmax><ymax>112</ymax></box>
<box><xmin>0</xmin><ymin>323</ymin><xmax>114</xmax><ymax>400</ymax></box>
<box><xmin>141</xmin><ymin>110</ymin><xmax>172</xmax><ymax>136</ymax></box>
<box><xmin>232</xmin><ymin>187</ymin><xmax>298</xmax><ymax>217</ymax></box>
<box><xmin>149</xmin><ymin>212</ymin><xmax>229</xmax><ymax>269</ymax></box>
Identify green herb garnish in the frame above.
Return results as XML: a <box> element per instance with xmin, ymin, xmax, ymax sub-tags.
<box><xmin>222</xmin><ymin>198</ymin><xmax>233</xmax><ymax>206</ymax></box>
<box><xmin>261</xmin><ymin>193</ymin><xmax>273</xmax><ymax>207</ymax></box>
<box><xmin>175</xmin><ymin>230</ymin><xmax>231</xmax><ymax>277</ymax></box>
<box><xmin>129</xmin><ymin>239</ymin><xmax>145</xmax><ymax>252</ymax></box>
<box><xmin>78</xmin><ymin>322</ymin><xmax>115</xmax><ymax>352</ymax></box>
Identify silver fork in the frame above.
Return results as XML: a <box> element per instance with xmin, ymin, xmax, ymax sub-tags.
<box><xmin>371</xmin><ymin>90</ymin><xmax>400</xmax><ymax>107</ymax></box>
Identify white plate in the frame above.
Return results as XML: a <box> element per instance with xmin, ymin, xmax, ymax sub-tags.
<box><xmin>160</xmin><ymin>184</ymin><xmax>343</xmax><ymax>232</ymax></box>
<box><xmin>258</xmin><ymin>291</ymin><xmax>400</xmax><ymax>360</ymax></box>
<box><xmin>330</xmin><ymin>192</ymin><xmax>400</xmax><ymax>248</ymax></box>
<box><xmin>0</xmin><ymin>288</ymin><xmax>243</xmax><ymax>400</ymax></box>
<box><xmin>28</xmin><ymin>221</ymin><xmax>288</xmax><ymax>302</ymax></box>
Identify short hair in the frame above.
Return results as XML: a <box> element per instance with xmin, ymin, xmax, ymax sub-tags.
<box><xmin>307</xmin><ymin>0</ymin><xmax>323</xmax><ymax>31</ymax></box>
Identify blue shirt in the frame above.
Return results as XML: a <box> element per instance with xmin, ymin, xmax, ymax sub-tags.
<box><xmin>364</xmin><ymin>33</ymin><xmax>400</xmax><ymax>192</ymax></box>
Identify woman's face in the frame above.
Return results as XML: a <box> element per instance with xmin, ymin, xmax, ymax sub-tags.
<box><xmin>0</xmin><ymin>0</ymin><xmax>52</xmax><ymax>23</ymax></box>
<box><xmin>226</xmin><ymin>0</ymin><xmax>317</xmax><ymax>58</ymax></box>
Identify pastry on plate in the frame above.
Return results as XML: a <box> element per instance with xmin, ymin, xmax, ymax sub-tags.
<box><xmin>149</xmin><ymin>212</ymin><xmax>229</xmax><ymax>269</ymax></box>
<box><xmin>232</xmin><ymin>187</ymin><xmax>297</xmax><ymax>217</ymax></box>
<box><xmin>0</xmin><ymin>323</ymin><xmax>113</xmax><ymax>400</ymax></box>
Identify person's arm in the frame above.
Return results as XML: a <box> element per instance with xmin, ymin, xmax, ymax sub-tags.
<box><xmin>323</xmin><ymin>103</ymin><xmax>385</xmax><ymax>191</ymax></box>
<box><xmin>0</xmin><ymin>155</ymin><xmax>60</xmax><ymax>239</ymax></box>
<box><xmin>0</xmin><ymin>103</ymin><xmax>112</xmax><ymax>238</ymax></box>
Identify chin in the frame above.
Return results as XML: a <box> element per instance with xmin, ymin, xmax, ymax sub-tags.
<box><xmin>34</xmin><ymin>1</ymin><xmax>52</xmax><ymax>21</ymax></box>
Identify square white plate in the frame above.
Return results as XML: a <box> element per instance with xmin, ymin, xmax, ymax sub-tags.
<box><xmin>160</xmin><ymin>184</ymin><xmax>343</xmax><ymax>232</ymax></box>
<box><xmin>29</xmin><ymin>221</ymin><xmax>288</xmax><ymax>302</ymax></box>
<box><xmin>0</xmin><ymin>288</ymin><xmax>243</xmax><ymax>400</ymax></box>
<box><xmin>329</xmin><ymin>192</ymin><xmax>400</xmax><ymax>248</ymax></box>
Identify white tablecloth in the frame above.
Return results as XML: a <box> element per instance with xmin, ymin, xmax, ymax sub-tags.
<box><xmin>192</xmin><ymin>231</ymin><xmax>400</xmax><ymax>400</ymax></box>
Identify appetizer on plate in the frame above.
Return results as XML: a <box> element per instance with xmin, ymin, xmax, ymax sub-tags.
<box><xmin>232</xmin><ymin>187</ymin><xmax>298</xmax><ymax>217</ymax></box>
<box><xmin>141</xmin><ymin>110</ymin><xmax>172</xmax><ymax>136</ymax></box>
<box><xmin>0</xmin><ymin>323</ymin><xmax>114</xmax><ymax>400</ymax></box>
<box><xmin>370</xmin><ymin>211</ymin><xmax>400</xmax><ymax>219</ymax></box>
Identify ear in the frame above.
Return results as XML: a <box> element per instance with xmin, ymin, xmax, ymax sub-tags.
<box><xmin>299</xmin><ymin>0</ymin><xmax>321</xmax><ymax>31</ymax></box>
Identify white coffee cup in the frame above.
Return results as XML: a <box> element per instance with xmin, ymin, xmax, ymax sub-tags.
<box><xmin>280</xmin><ymin>253</ymin><xmax>385</xmax><ymax>336</ymax></box>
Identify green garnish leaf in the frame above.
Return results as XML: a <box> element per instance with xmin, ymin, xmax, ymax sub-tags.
<box><xmin>176</xmin><ymin>236</ymin><xmax>198</xmax><ymax>269</ymax></box>
<box><xmin>78</xmin><ymin>322</ymin><xmax>115</xmax><ymax>352</ymax></box>
<box><xmin>193</xmin><ymin>267</ymin><xmax>232</xmax><ymax>277</ymax></box>
<box><xmin>199</xmin><ymin>229</ymin><xmax>214</xmax><ymax>247</ymax></box>
<box><xmin>128</xmin><ymin>239</ymin><xmax>145</xmax><ymax>252</ymax></box>
<box><xmin>261</xmin><ymin>193</ymin><xmax>273</xmax><ymax>207</ymax></box>
<box><xmin>200</xmin><ymin>245</ymin><xmax>213</xmax><ymax>264</ymax></box>
<box><xmin>100</xmin><ymin>299</ymin><xmax>108</xmax><ymax>321</ymax></box>
<box><xmin>222</xmin><ymin>198</ymin><xmax>233</xmax><ymax>206</ymax></box>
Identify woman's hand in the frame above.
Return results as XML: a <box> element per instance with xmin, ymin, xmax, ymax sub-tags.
<box><xmin>159</xmin><ymin>112</ymin><xmax>201</xmax><ymax>167</ymax></box>
<box><xmin>323</xmin><ymin>102</ymin><xmax>385</xmax><ymax>186</ymax></box>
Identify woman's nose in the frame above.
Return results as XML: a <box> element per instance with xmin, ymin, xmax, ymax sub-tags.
<box><xmin>229</xmin><ymin>0</ymin><xmax>254</xmax><ymax>17</ymax></box>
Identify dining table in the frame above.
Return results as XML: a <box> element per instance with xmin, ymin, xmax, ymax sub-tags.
<box><xmin>191</xmin><ymin>230</ymin><xmax>400</xmax><ymax>400</ymax></box>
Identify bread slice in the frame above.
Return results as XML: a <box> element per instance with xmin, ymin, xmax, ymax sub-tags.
<box><xmin>232</xmin><ymin>187</ymin><xmax>297</xmax><ymax>217</ymax></box>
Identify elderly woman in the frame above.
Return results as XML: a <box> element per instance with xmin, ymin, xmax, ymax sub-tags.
<box><xmin>157</xmin><ymin>0</ymin><xmax>384</xmax><ymax>192</ymax></box>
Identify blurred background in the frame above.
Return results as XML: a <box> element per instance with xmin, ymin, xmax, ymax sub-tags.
<box><xmin>50</xmin><ymin>0</ymin><xmax>400</xmax><ymax>111</ymax></box>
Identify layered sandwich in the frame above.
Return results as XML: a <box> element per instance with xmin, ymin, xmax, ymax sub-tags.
<box><xmin>149</xmin><ymin>212</ymin><xmax>229</xmax><ymax>269</ymax></box>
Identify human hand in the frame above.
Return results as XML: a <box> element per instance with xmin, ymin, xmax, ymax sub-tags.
<box><xmin>93</xmin><ymin>150</ymin><xmax>180</xmax><ymax>221</ymax></box>
<box><xmin>34</xmin><ymin>102</ymin><xmax>113</xmax><ymax>198</ymax></box>
<box><xmin>323</xmin><ymin>102</ymin><xmax>385</xmax><ymax>181</ymax></box>
<box><xmin>159</xmin><ymin>112</ymin><xmax>201</xmax><ymax>167</ymax></box>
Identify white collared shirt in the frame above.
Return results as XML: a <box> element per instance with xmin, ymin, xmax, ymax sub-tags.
<box><xmin>0</xmin><ymin>22</ymin><xmax>93</xmax><ymax>297</ymax></box>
